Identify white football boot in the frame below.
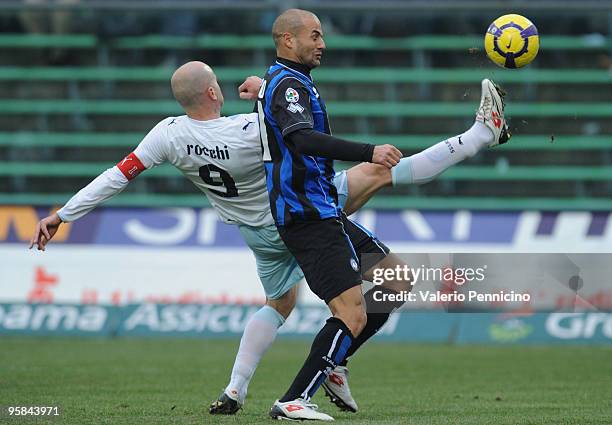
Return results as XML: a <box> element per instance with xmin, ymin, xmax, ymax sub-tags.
<box><xmin>476</xmin><ymin>78</ymin><xmax>511</xmax><ymax>147</ymax></box>
<box><xmin>269</xmin><ymin>398</ymin><xmax>334</xmax><ymax>421</ymax></box>
<box><xmin>321</xmin><ymin>366</ymin><xmax>358</xmax><ymax>413</ymax></box>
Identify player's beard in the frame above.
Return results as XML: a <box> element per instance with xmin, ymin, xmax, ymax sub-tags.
<box><xmin>295</xmin><ymin>42</ymin><xmax>321</xmax><ymax>69</ymax></box>
<box><xmin>308</xmin><ymin>49</ymin><xmax>322</xmax><ymax>69</ymax></box>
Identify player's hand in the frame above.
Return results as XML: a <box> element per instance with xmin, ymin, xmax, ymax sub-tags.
<box><xmin>238</xmin><ymin>76</ymin><xmax>263</xmax><ymax>100</ymax></box>
<box><xmin>372</xmin><ymin>144</ymin><xmax>403</xmax><ymax>168</ymax></box>
<box><xmin>29</xmin><ymin>213</ymin><xmax>63</xmax><ymax>251</ymax></box>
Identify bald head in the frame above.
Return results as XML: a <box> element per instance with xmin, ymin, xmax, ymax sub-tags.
<box><xmin>272</xmin><ymin>9</ymin><xmax>318</xmax><ymax>48</ymax></box>
<box><xmin>171</xmin><ymin>61</ymin><xmax>222</xmax><ymax>115</ymax></box>
<box><xmin>271</xmin><ymin>9</ymin><xmax>325</xmax><ymax>69</ymax></box>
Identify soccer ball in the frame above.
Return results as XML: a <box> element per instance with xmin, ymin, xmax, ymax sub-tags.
<box><xmin>484</xmin><ymin>14</ymin><xmax>539</xmax><ymax>69</ymax></box>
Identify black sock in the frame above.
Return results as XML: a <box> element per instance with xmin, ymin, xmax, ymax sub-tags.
<box><xmin>340</xmin><ymin>286</ymin><xmax>403</xmax><ymax>366</ymax></box>
<box><xmin>279</xmin><ymin>317</ymin><xmax>353</xmax><ymax>402</ymax></box>
<box><xmin>339</xmin><ymin>312</ymin><xmax>388</xmax><ymax>366</ymax></box>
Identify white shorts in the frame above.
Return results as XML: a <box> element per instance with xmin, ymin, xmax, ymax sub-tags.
<box><xmin>238</xmin><ymin>224</ymin><xmax>304</xmax><ymax>300</ymax></box>
<box><xmin>238</xmin><ymin>170</ymin><xmax>349</xmax><ymax>300</ymax></box>
<box><xmin>333</xmin><ymin>170</ymin><xmax>349</xmax><ymax>210</ymax></box>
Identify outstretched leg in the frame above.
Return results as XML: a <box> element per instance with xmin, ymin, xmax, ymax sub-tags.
<box><xmin>342</xmin><ymin>79</ymin><xmax>510</xmax><ymax>215</ymax></box>
<box><xmin>324</xmin><ymin>79</ymin><xmax>511</xmax><ymax>412</ymax></box>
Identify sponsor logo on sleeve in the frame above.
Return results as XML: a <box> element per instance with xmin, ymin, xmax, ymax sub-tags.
<box><xmin>287</xmin><ymin>103</ymin><xmax>304</xmax><ymax>114</ymax></box>
<box><xmin>285</xmin><ymin>88</ymin><xmax>299</xmax><ymax>103</ymax></box>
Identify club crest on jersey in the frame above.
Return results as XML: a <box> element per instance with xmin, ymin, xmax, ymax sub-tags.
<box><xmin>285</xmin><ymin>88</ymin><xmax>299</xmax><ymax>103</ymax></box>
<box><xmin>287</xmin><ymin>102</ymin><xmax>304</xmax><ymax>114</ymax></box>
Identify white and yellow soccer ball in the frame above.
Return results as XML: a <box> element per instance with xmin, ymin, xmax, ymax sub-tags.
<box><xmin>484</xmin><ymin>14</ymin><xmax>539</xmax><ymax>69</ymax></box>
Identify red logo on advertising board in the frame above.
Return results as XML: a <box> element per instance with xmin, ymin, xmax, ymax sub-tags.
<box><xmin>27</xmin><ymin>267</ymin><xmax>58</xmax><ymax>303</ymax></box>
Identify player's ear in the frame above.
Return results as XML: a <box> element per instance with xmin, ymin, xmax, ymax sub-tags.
<box><xmin>282</xmin><ymin>32</ymin><xmax>293</xmax><ymax>49</ymax></box>
<box><xmin>207</xmin><ymin>86</ymin><xmax>218</xmax><ymax>101</ymax></box>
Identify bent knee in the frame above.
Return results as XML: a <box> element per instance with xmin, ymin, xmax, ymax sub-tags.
<box><xmin>361</xmin><ymin>163</ymin><xmax>392</xmax><ymax>188</ymax></box>
<box><xmin>341</xmin><ymin>309</ymin><xmax>367</xmax><ymax>337</ymax></box>
<box><xmin>267</xmin><ymin>287</ymin><xmax>298</xmax><ymax>319</ymax></box>
<box><xmin>354</xmin><ymin>309</ymin><xmax>367</xmax><ymax>335</ymax></box>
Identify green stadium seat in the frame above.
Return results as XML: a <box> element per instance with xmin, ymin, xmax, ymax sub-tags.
<box><xmin>1</xmin><ymin>132</ymin><xmax>610</xmax><ymax>151</ymax></box>
<box><xmin>1</xmin><ymin>32</ymin><xmax>608</xmax><ymax>212</ymax></box>
<box><xmin>0</xmin><ymin>192</ymin><xmax>609</xmax><ymax>212</ymax></box>
<box><xmin>1</xmin><ymin>34</ymin><xmax>607</xmax><ymax>51</ymax></box>
<box><xmin>0</xmin><ymin>67</ymin><xmax>609</xmax><ymax>84</ymax></box>
<box><xmin>111</xmin><ymin>34</ymin><xmax>610</xmax><ymax>51</ymax></box>
<box><xmin>1</xmin><ymin>99</ymin><xmax>610</xmax><ymax>117</ymax></box>
<box><xmin>1</xmin><ymin>162</ymin><xmax>609</xmax><ymax>181</ymax></box>
<box><xmin>0</xmin><ymin>34</ymin><xmax>97</xmax><ymax>48</ymax></box>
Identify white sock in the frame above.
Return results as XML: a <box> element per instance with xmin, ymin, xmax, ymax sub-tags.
<box><xmin>225</xmin><ymin>305</ymin><xmax>285</xmax><ymax>403</ymax></box>
<box><xmin>392</xmin><ymin>121</ymin><xmax>493</xmax><ymax>185</ymax></box>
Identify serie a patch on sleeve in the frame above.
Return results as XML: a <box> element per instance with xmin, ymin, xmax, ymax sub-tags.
<box><xmin>116</xmin><ymin>152</ymin><xmax>145</xmax><ymax>180</ymax></box>
<box><xmin>285</xmin><ymin>87</ymin><xmax>305</xmax><ymax>113</ymax></box>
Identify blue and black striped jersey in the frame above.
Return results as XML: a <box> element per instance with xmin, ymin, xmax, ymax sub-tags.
<box><xmin>257</xmin><ymin>58</ymin><xmax>339</xmax><ymax>226</ymax></box>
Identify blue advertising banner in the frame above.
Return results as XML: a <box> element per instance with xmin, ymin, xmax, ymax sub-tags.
<box><xmin>455</xmin><ymin>312</ymin><xmax>612</xmax><ymax>344</ymax></box>
<box><xmin>1</xmin><ymin>303</ymin><xmax>611</xmax><ymax>344</ymax></box>
<box><xmin>3</xmin><ymin>206</ymin><xmax>610</xmax><ymax>247</ymax></box>
<box><xmin>0</xmin><ymin>303</ymin><xmax>117</xmax><ymax>337</ymax></box>
<box><xmin>115</xmin><ymin>304</ymin><xmax>454</xmax><ymax>342</ymax></box>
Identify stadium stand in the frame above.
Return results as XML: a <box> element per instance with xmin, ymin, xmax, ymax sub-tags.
<box><xmin>1</xmin><ymin>4</ymin><xmax>610</xmax><ymax>210</ymax></box>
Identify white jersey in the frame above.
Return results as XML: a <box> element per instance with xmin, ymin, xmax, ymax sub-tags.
<box><xmin>57</xmin><ymin>113</ymin><xmax>274</xmax><ymax>227</ymax></box>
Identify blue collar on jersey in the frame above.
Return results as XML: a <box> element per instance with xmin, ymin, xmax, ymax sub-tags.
<box><xmin>275</xmin><ymin>57</ymin><xmax>313</xmax><ymax>81</ymax></box>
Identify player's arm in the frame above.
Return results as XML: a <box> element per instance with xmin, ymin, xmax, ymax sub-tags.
<box><xmin>243</xmin><ymin>76</ymin><xmax>402</xmax><ymax>166</ymax></box>
<box><xmin>238</xmin><ymin>76</ymin><xmax>263</xmax><ymax>100</ymax></box>
<box><xmin>28</xmin><ymin>153</ymin><xmax>145</xmax><ymax>251</ymax></box>
<box><xmin>271</xmin><ymin>78</ymin><xmax>402</xmax><ymax>168</ymax></box>
<box><xmin>29</xmin><ymin>119</ymin><xmax>170</xmax><ymax>251</ymax></box>
<box><xmin>242</xmin><ymin>76</ymin><xmax>402</xmax><ymax>167</ymax></box>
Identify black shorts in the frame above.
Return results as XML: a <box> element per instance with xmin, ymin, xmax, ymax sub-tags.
<box><xmin>341</xmin><ymin>213</ymin><xmax>390</xmax><ymax>273</ymax></box>
<box><xmin>278</xmin><ymin>212</ymin><xmax>390</xmax><ymax>304</ymax></box>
